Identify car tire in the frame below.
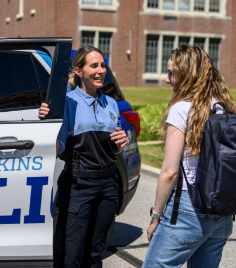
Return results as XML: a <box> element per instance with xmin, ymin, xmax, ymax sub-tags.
<box><xmin>101</xmin><ymin>216</ymin><xmax>115</xmax><ymax>256</ymax></box>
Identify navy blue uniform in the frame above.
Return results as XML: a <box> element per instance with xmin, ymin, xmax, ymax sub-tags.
<box><xmin>56</xmin><ymin>86</ymin><xmax>120</xmax><ymax>268</ymax></box>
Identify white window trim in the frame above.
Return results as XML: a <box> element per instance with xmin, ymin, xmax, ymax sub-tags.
<box><xmin>141</xmin><ymin>0</ymin><xmax>230</xmax><ymax>19</ymax></box>
<box><xmin>143</xmin><ymin>30</ymin><xmax>224</xmax><ymax>81</ymax></box>
<box><xmin>79</xmin><ymin>0</ymin><xmax>120</xmax><ymax>12</ymax></box>
<box><xmin>16</xmin><ymin>0</ymin><xmax>24</xmax><ymax>20</ymax></box>
<box><xmin>79</xmin><ymin>26</ymin><xmax>116</xmax><ymax>67</ymax></box>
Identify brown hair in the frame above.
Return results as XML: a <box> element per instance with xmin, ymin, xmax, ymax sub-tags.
<box><xmin>68</xmin><ymin>46</ymin><xmax>103</xmax><ymax>91</ymax></box>
<box><xmin>160</xmin><ymin>45</ymin><xmax>236</xmax><ymax>155</ymax></box>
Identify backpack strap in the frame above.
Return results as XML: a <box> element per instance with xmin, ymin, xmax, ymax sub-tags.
<box><xmin>170</xmin><ymin>163</ymin><xmax>183</xmax><ymax>225</ymax></box>
<box><xmin>170</xmin><ymin>161</ymin><xmax>190</xmax><ymax>225</ymax></box>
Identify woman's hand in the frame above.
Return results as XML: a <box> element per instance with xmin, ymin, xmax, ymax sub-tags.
<box><xmin>110</xmin><ymin>127</ymin><xmax>128</xmax><ymax>152</ymax></box>
<box><xmin>38</xmin><ymin>103</ymin><xmax>50</xmax><ymax>119</ymax></box>
<box><xmin>146</xmin><ymin>218</ymin><xmax>159</xmax><ymax>243</ymax></box>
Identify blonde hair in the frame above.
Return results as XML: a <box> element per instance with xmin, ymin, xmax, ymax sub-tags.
<box><xmin>68</xmin><ymin>46</ymin><xmax>103</xmax><ymax>91</ymax></box>
<box><xmin>160</xmin><ymin>45</ymin><xmax>236</xmax><ymax>155</ymax></box>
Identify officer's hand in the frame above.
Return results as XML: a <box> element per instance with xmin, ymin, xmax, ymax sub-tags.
<box><xmin>38</xmin><ymin>103</ymin><xmax>50</xmax><ymax>119</ymax></box>
<box><xmin>110</xmin><ymin>127</ymin><xmax>128</xmax><ymax>151</ymax></box>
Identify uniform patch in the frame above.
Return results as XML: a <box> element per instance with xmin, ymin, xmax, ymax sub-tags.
<box><xmin>109</xmin><ymin>111</ymin><xmax>116</xmax><ymax>122</ymax></box>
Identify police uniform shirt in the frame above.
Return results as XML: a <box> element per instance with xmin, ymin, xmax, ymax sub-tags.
<box><xmin>57</xmin><ymin>86</ymin><xmax>121</xmax><ymax>170</ymax></box>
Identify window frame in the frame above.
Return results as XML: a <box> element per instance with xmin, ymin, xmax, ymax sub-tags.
<box><xmin>142</xmin><ymin>0</ymin><xmax>226</xmax><ymax>18</ymax></box>
<box><xmin>79</xmin><ymin>0</ymin><xmax>119</xmax><ymax>12</ymax></box>
<box><xmin>79</xmin><ymin>26</ymin><xmax>117</xmax><ymax>68</ymax></box>
<box><xmin>143</xmin><ymin>30</ymin><xmax>223</xmax><ymax>81</ymax></box>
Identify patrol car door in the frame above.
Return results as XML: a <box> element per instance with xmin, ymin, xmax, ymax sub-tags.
<box><xmin>0</xmin><ymin>38</ymin><xmax>71</xmax><ymax>263</ymax></box>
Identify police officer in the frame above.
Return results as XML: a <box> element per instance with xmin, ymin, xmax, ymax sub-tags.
<box><xmin>39</xmin><ymin>46</ymin><xmax>128</xmax><ymax>268</ymax></box>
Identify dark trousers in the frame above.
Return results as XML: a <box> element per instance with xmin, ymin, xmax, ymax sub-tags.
<box><xmin>56</xmin><ymin>170</ymin><xmax>118</xmax><ymax>268</ymax></box>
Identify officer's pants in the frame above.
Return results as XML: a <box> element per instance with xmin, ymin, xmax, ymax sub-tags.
<box><xmin>56</xmin><ymin>170</ymin><xmax>118</xmax><ymax>268</ymax></box>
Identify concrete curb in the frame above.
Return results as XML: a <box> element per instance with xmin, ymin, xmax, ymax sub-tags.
<box><xmin>140</xmin><ymin>164</ymin><xmax>161</xmax><ymax>180</ymax></box>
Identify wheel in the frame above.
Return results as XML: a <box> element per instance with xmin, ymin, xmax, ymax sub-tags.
<box><xmin>101</xmin><ymin>216</ymin><xmax>115</xmax><ymax>256</ymax></box>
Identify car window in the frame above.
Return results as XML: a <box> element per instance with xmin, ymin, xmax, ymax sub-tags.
<box><xmin>0</xmin><ymin>50</ymin><xmax>50</xmax><ymax>111</ymax></box>
<box><xmin>31</xmin><ymin>56</ymin><xmax>49</xmax><ymax>102</ymax></box>
<box><xmin>0</xmin><ymin>52</ymin><xmax>42</xmax><ymax>110</ymax></box>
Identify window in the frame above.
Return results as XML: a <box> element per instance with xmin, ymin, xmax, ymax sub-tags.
<box><xmin>163</xmin><ymin>0</ymin><xmax>175</xmax><ymax>10</ymax></box>
<box><xmin>99</xmin><ymin>0</ymin><xmax>112</xmax><ymax>5</ymax></box>
<box><xmin>0</xmin><ymin>52</ymin><xmax>49</xmax><ymax>110</ymax></box>
<box><xmin>80</xmin><ymin>0</ymin><xmax>118</xmax><ymax>10</ymax></box>
<box><xmin>143</xmin><ymin>31</ymin><xmax>223</xmax><ymax>81</ymax></box>
<box><xmin>146</xmin><ymin>35</ymin><xmax>159</xmax><ymax>73</ymax></box>
<box><xmin>81</xmin><ymin>31</ymin><xmax>95</xmax><ymax>47</ymax></box>
<box><xmin>83</xmin><ymin>0</ymin><xmax>95</xmax><ymax>3</ymax></box>
<box><xmin>99</xmin><ymin>33</ymin><xmax>112</xmax><ymax>64</ymax></box>
<box><xmin>179</xmin><ymin>36</ymin><xmax>190</xmax><ymax>47</ymax></box>
<box><xmin>178</xmin><ymin>0</ymin><xmax>190</xmax><ymax>11</ymax></box>
<box><xmin>81</xmin><ymin>30</ymin><xmax>113</xmax><ymax>66</ymax></box>
<box><xmin>162</xmin><ymin>36</ymin><xmax>175</xmax><ymax>73</ymax></box>
<box><xmin>209</xmin><ymin>0</ymin><xmax>220</xmax><ymax>12</ymax></box>
<box><xmin>194</xmin><ymin>37</ymin><xmax>205</xmax><ymax>49</ymax></box>
<box><xmin>31</xmin><ymin>57</ymin><xmax>50</xmax><ymax>102</ymax></box>
<box><xmin>144</xmin><ymin>0</ymin><xmax>222</xmax><ymax>15</ymax></box>
<box><xmin>194</xmin><ymin>0</ymin><xmax>205</xmax><ymax>11</ymax></box>
<box><xmin>148</xmin><ymin>0</ymin><xmax>159</xmax><ymax>8</ymax></box>
<box><xmin>209</xmin><ymin>39</ymin><xmax>220</xmax><ymax>69</ymax></box>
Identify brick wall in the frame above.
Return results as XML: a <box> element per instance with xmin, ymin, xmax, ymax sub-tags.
<box><xmin>0</xmin><ymin>0</ymin><xmax>235</xmax><ymax>88</ymax></box>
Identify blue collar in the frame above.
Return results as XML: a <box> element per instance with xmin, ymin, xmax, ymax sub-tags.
<box><xmin>75</xmin><ymin>86</ymin><xmax>106</xmax><ymax>107</ymax></box>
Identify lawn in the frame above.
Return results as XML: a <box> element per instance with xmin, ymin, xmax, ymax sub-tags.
<box><xmin>121</xmin><ymin>87</ymin><xmax>236</xmax><ymax>109</ymax></box>
<box><xmin>138</xmin><ymin>143</ymin><xmax>164</xmax><ymax>169</ymax></box>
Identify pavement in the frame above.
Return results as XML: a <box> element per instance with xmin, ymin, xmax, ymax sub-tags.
<box><xmin>102</xmin><ymin>164</ymin><xmax>236</xmax><ymax>268</ymax></box>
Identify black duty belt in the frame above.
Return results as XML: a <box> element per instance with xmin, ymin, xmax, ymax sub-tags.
<box><xmin>64</xmin><ymin>163</ymin><xmax>115</xmax><ymax>178</ymax></box>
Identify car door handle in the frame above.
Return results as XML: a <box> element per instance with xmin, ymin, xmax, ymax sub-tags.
<box><xmin>0</xmin><ymin>140</ymin><xmax>34</xmax><ymax>150</ymax></box>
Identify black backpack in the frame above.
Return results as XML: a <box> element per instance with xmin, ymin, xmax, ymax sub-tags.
<box><xmin>171</xmin><ymin>102</ymin><xmax>236</xmax><ymax>224</ymax></box>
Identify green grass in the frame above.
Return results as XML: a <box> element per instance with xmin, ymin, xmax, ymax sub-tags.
<box><xmin>137</xmin><ymin>131</ymin><xmax>160</xmax><ymax>142</ymax></box>
<box><xmin>229</xmin><ymin>89</ymin><xmax>236</xmax><ymax>101</ymax></box>
<box><xmin>121</xmin><ymin>87</ymin><xmax>236</xmax><ymax>107</ymax></box>
<box><xmin>138</xmin><ymin>144</ymin><xmax>164</xmax><ymax>169</ymax></box>
<box><xmin>121</xmin><ymin>87</ymin><xmax>173</xmax><ymax>107</ymax></box>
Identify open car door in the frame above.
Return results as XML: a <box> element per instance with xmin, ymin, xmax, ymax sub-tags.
<box><xmin>0</xmin><ymin>38</ymin><xmax>72</xmax><ymax>267</ymax></box>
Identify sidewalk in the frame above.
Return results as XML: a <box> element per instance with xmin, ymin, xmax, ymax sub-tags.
<box><xmin>140</xmin><ymin>163</ymin><xmax>161</xmax><ymax>180</ymax></box>
<box><xmin>138</xmin><ymin>140</ymin><xmax>162</xmax><ymax>145</ymax></box>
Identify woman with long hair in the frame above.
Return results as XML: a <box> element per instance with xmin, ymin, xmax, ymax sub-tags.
<box><xmin>143</xmin><ymin>45</ymin><xmax>235</xmax><ymax>268</ymax></box>
<box><xmin>39</xmin><ymin>46</ymin><xmax>128</xmax><ymax>268</ymax></box>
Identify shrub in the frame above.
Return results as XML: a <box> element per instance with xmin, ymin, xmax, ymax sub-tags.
<box><xmin>137</xmin><ymin>103</ymin><xmax>168</xmax><ymax>136</ymax></box>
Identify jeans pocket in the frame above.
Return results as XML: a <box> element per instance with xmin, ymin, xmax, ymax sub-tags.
<box><xmin>170</xmin><ymin>210</ymin><xmax>209</xmax><ymax>245</ymax></box>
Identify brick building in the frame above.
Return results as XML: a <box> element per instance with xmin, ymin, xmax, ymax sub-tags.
<box><xmin>0</xmin><ymin>0</ymin><xmax>236</xmax><ymax>88</ymax></box>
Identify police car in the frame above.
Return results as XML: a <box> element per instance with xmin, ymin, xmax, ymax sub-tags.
<box><xmin>0</xmin><ymin>38</ymin><xmax>141</xmax><ymax>267</ymax></box>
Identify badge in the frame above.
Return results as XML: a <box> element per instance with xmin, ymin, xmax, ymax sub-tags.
<box><xmin>109</xmin><ymin>111</ymin><xmax>116</xmax><ymax>122</ymax></box>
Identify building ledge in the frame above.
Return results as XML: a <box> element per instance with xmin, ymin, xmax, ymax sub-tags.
<box><xmin>139</xmin><ymin>10</ymin><xmax>231</xmax><ymax>20</ymax></box>
<box><xmin>142</xmin><ymin>73</ymin><xmax>167</xmax><ymax>80</ymax></box>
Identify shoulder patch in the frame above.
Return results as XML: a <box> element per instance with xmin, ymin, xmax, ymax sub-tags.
<box><xmin>109</xmin><ymin>111</ymin><xmax>116</xmax><ymax>122</ymax></box>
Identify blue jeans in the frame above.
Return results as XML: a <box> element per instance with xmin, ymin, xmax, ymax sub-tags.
<box><xmin>142</xmin><ymin>191</ymin><xmax>233</xmax><ymax>268</ymax></box>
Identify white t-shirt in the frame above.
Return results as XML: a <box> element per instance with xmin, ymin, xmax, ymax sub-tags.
<box><xmin>165</xmin><ymin>98</ymin><xmax>223</xmax><ymax>190</ymax></box>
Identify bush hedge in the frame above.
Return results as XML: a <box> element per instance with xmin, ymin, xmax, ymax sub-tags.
<box><xmin>137</xmin><ymin>103</ymin><xmax>168</xmax><ymax>137</ymax></box>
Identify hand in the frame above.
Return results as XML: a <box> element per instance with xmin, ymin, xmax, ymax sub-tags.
<box><xmin>146</xmin><ymin>218</ymin><xmax>159</xmax><ymax>243</ymax></box>
<box><xmin>38</xmin><ymin>103</ymin><xmax>50</xmax><ymax>119</ymax></box>
<box><xmin>110</xmin><ymin>127</ymin><xmax>128</xmax><ymax>151</ymax></box>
